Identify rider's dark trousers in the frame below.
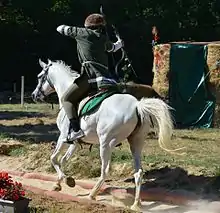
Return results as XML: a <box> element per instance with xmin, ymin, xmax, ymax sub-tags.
<box><xmin>61</xmin><ymin>73</ymin><xmax>90</xmax><ymax>131</ymax></box>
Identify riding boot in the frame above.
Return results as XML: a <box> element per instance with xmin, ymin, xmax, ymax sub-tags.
<box><xmin>67</xmin><ymin>118</ymin><xmax>85</xmax><ymax>141</ymax></box>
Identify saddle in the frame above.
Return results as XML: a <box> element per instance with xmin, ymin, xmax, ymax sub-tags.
<box><xmin>78</xmin><ymin>89</ymin><xmax>120</xmax><ymax>117</ymax></box>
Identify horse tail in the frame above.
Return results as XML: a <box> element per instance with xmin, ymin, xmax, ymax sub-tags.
<box><xmin>136</xmin><ymin>98</ymin><xmax>185</xmax><ymax>155</ymax></box>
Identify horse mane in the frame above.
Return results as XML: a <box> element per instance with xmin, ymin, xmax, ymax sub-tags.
<box><xmin>52</xmin><ymin>60</ymin><xmax>79</xmax><ymax>75</ymax></box>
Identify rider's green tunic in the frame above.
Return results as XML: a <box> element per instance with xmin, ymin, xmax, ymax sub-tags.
<box><xmin>59</xmin><ymin>26</ymin><xmax>116</xmax><ymax>90</ymax></box>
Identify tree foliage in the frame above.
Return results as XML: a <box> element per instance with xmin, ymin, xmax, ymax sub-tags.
<box><xmin>1</xmin><ymin>0</ymin><xmax>220</xmax><ymax>90</ymax></box>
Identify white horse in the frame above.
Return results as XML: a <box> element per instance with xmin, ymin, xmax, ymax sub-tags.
<box><xmin>32</xmin><ymin>59</ymin><xmax>177</xmax><ymax>211</ymax></box>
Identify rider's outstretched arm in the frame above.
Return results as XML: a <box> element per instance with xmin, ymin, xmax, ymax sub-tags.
<box><xmin>57</xmin><ymin>24</ymin><xmax>124</xmax><ymax>52</ymax></box>
<box><xmin>56</xmin><ymin>25</ymin><xmax>85</xmax><ymax>38</ymax></box>
<box><xmin>57</xmin><ymin>25</ymin><xmax>74</xmax><ymax>36</ymax></box>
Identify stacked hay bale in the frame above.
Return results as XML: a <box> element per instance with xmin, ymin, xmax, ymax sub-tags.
<box><xmin>206</xmin><ymin>43</ymin><xmax>220</xmax><ymax>126</ymax></box>
<box><xmin>152</xmin><ymin>42</ymin><xmax>220</xmax><ymax>127</ymax></box>
<box><xmin>152</xmin><ymin>44</ymin><xmax>171</xmax><ymax>97</ymax></box>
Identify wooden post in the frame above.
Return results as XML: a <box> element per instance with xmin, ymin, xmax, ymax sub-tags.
<box><xmin>21</xmin><ymin>76</ymin><xmax>24</xmax><ymax>106</ymax></box>
<box><xmin>13</xmin><ymin>83</ymin><xmax>16</xmax><ymax>93</ymax></box>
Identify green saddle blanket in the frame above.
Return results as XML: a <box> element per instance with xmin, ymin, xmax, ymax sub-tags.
<box><xmin>79</xmin><ymin>90</ymin><xmax>119</xmax><ymax>117</ymax></box>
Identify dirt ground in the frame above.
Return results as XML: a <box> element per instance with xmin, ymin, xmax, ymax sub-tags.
<box><xmin>0</xmin><ymin>154</ymin><xmax>137</xmax><ymax>213</ymax></box>
<box><xmin>27</xmin><ymin>191</ymin><xmax>130</xmax><ymax>213</ymax></box>
<box><xmin>1</xmin><ymin>106</ymin><xmax>220</xmax><ymax>212</ymax></box>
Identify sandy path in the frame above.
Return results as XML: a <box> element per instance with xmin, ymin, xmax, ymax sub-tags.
<box><xmin>0</xmin><ymin>157</ymin><xmax>179</xmax><ymax>212</ymax></box>
<box><xmin>1</xmin><ymin>156</ymin><xmax>220</xmax><ymax>212</ymax></box>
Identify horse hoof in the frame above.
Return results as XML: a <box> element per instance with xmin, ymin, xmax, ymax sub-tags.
<box><xmin>64</xmin><ymin>176</ymin><xmax>75</xmax><ymax>188</ymax></box>
<box><xmin>88</xmin><ymin>195</ymin><xmax>96</xmax><ymax>201</ymax></box>
<box><xmin>130</xmin><ymin>204</ymin><xmax>141</xmax><ymax>212</ymax></box>
<box><xmin>52</xmin><ymin>183</ymin><xmax>62</xmax><ymax>191</ymax></box>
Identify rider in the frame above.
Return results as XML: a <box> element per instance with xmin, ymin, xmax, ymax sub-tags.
<box><xmin>56</xmin><ymin>13</ymin><xmax>124</xmax><ymax>142</ymax></box>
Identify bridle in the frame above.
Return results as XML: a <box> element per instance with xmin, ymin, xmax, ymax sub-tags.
<box><xmin>36</xmin><ymin>63</ymin><xmax>54</xmax><ymax>99</ymax></box>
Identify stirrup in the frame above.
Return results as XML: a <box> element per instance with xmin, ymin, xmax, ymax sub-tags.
<box><xmin>67</xmin><ymin>129</ymin><xmax>85</xmax><ymax>142</ymax></box>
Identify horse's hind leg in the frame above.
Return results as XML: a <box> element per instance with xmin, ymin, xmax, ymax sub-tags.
<box><xmin>88</xmin><ymin>139</ymin><xmax>115</xmax><ymax>200</ymax></box>
<box><xmin>128</xmin><ymin>131</ymin><xmax>145</xmax><ymax>212</ymax></box>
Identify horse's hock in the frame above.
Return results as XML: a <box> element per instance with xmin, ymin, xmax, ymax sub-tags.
<box><xmin>152</xmin><ymin>42</ymin><xmax>220</xmax><ymax>127</ymax></box>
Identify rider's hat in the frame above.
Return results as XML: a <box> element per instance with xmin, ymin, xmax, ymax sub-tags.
<box><xmin>84</xmin><ymin>13</ymin><xmax>106</xmax><ymax>28</ymax></box>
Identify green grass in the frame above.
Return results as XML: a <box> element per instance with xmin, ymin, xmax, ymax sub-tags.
<box><xmin>54</xmin><ymin>128</ymin><xmax>220</xmax><ymax>178</ymax></box>
<box><xmin>9</xmin><ymin>146</ymin><xmax>28</xmax><ymax>156</ymax></box>
<box><xmin>0</xmin><ymin>103</ymin><xmax>59</xmax><ymax>114</ymax></box>
<box><xmin>5</xmin><ymin>128</ymin><xmax>218</xmax><ymax>179</ymax></box>
<box><xmin>1</xmin><ymin>104</ymin><xmax>220</xmax><ymax>178</ymax></box>
<box><xmin>0</xmin><ymin>132</ymin><xmax>11</xmax><ymax>139</ymax></box>
<box><xmin>29</xmin><ymin>207</ymin><xmax>48</xmax><ymax>213</ymax></box>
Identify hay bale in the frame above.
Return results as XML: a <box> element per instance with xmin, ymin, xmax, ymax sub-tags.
<box><xmin>206</xmin><ymin>44</ymin><xmax>220</xmax><ymax>103</ymax></box>
<box><xmin>152</xmin><ymin>44</ymin><xmax>171</xmax><ymax>97</ymax></box>
<box><xmin>152</xmin><ymin>42</ymin><xmax>220</xmax><ymax>126</ymax></box>
<box><xmin>213</xmin><ymin>103</ymin><xmax>220</xmax><ymax>127</ymax></box>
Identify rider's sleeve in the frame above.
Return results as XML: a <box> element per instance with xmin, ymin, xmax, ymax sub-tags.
<box><xmin>106</xmin><ymin>39</ymin><xmax>124</xmax><ymax>53</ymax></box>
<box><xmin>56</xmin><ymin>25</ymin><xmax>86</xmax><ymax>38</ymax></box>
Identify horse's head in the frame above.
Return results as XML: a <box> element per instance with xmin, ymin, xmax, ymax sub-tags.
<box><xmin>32</xmin><ymin>59</ymin><xmax>55</xmax><ymax>102</ymax></box>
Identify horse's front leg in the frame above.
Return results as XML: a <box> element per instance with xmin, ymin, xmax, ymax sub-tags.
<box><xmin>88</xmin><ymin>141</ymin><xmax>113</xmax><ymax>200</ymax></box>
<box><xmin>50</xmin><ymin>136</ymin><xmax>66</xmax><ymax>191</ymax></box>
<box><xmin>60</xmin><ymin>142</ymin><xmax>79</xmax><ymax>188</ymax></box>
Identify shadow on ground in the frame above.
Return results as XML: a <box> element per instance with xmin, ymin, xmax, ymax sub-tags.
<box><xmin>103</xmin><ymin>167</ymin><xmax>220</xmax><ymax>212</ymax></box>
<box><xmin>0</xmin><ymin>111</ymin><xmax>46</xmax><ymax>120</ymax></box>
<box><xmin>0</xmin><ymin>123</ymin><xmax>58</xmax><ymax>142</ymax></box>
<box><xmin>123</xmin><ymin>166</ymin><xmax>220</xmax><ymax>200</ymax></box>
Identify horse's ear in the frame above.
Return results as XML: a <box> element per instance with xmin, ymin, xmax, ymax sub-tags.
<box><xmin>39</xmin><ymin>58</ymin><xmax>46</xmax><ymax>68</ymax></box>
<box><xmin>47</xmin><ymin>59</ymin><xmax>52</xmax><ymax>65</ymax></box>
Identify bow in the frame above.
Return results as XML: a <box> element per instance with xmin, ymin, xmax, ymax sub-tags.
<box><xmin>100</xmin><ymin>6</ymin><xmax>108</xmax><ymax>38</ymax></box>
<box><xmin>100</xmin><ymin>6</ymin><xmax>117</xmax><ymax>76</ymax></box>
<box><xmin>100</xmin><ymin>5</ymin><xmax>138</xmax><ymax>82</ymax></box>
<box><xmin>112</xmin><ymin>25</ymin><xmax>139</xmax><ymax>81</ymax></box>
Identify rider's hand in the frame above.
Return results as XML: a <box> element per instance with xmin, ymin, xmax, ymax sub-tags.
<box><xmin>120</xmin><ymin>39</ymin><xmax>124</xmax><ymax>47</ymax></box>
